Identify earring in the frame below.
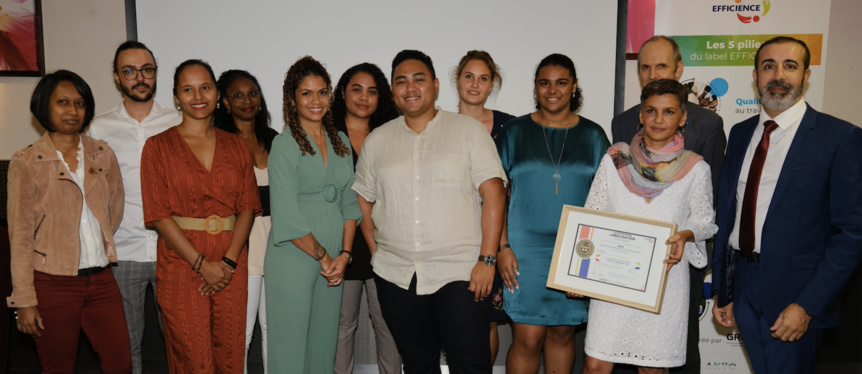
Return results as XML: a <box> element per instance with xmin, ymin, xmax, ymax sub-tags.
<box><xmin>217</xmin><ymin>102</ymin><xmax>220</xmax><ymax>109</ymax></box>
<box><xmin>227</xmin><ymin>109</ymin><xmax>231</xmax><ymax>114</ymax></box>
<box><xmin>637</xmin><ymin>123</ymin><xmax>644</xmax><ymax>133</ymax></box>
<box><xmin>677</xmin><ymin>125</ymin><xmax>686</xmax><ymax>135</ymax></box>
<box><xmin>175</xmin><ymin>103</ymin><xmax>181</xmax><ymax>111</ymax></box>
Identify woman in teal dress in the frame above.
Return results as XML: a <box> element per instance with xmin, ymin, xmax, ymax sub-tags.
<box><xmin>496</xmin><ymin>53</ymin><xmax>610</xmax><ymax>374</ymax></box>
<box><xmin>265</xmin><ymin>56</ymin><xmax>361</xmax><ymax>373</ymax></box>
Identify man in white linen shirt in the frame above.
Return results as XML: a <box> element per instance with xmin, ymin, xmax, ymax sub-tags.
<box><xmin>352</xmin><ymin>49</ymin><xmax>507</xmax><ymax>374</ymax></box>
<box><xmin>88</xmin><ymin>41</ymin><xmax>180</xmax><ymax>374</ymax></box>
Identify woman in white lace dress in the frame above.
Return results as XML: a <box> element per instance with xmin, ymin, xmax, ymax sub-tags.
<box><xmin>579</xmin><ymin>79</ymin><xmax>718</xmax><ymax>374</ymax></box>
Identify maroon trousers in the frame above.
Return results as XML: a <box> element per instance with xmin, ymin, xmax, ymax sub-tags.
<box><xmin>32</xmin><ymin>268</ymin><xmax>131</xmax><ymax>374</ymax></box>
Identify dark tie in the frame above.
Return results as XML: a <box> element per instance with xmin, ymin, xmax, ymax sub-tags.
<box><xmin>739</xmin><ymin>120</ymin><xmax>779</xmax><ymax>256</ymax></box>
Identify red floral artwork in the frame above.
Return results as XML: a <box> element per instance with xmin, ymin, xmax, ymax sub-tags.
<box><xmin>0</xmin><ymin>0</ymin><xmax>39</xmax><ymax>73</ymax></box>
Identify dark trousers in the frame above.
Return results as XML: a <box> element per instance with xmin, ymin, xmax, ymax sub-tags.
<box><xmin>669</xmin><ymin>264</ymin><xmax>706</xmax><ymax>373</ymax></box>
<box><xmin>375</xmin><ymin>273</ymin><xmax>491</xmax><ymax>374</ymax></box>
<box><xmin>733</xmin><ymin>253</ymin><xmax>823</xmax><ymax>374</ymax></box>
<box><xmin>32</xmin><ymin>268</ymin><xmax>132</xmax><ymax>374</ymax></box>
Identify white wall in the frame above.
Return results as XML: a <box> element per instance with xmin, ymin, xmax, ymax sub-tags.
<box><xmin>136</xmin><ymin>0</ymin><xmax>619</xmax><ymax>134</ymax></box>
<box><xmin>0</xmin><ymin>0</ymin><xmax>127</xmax><ymax>158</ymax></box>
<box><xmin>3</xmin><ymin>1</ymin><xmax>858</xmax><ymax>159</ymax></box>
<box><xmin>822</xmin><ymin>0</ymin><xmax>861</xmax><ymax>122</ymax></box>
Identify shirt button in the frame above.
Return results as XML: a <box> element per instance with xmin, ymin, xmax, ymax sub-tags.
<box><xmin>415</xmin><ymin>176</ymin><xmax>419</xmax><ymax>180</ymax></box>
<box><xmin>415</xmin><ymin>220</ymin><xmax>419</xmax><ymax>224</ymax></box>
<box><xmin>415</xmin><ymin>197</ymin><xmax>419</xmax><ymax>201</ymax></box>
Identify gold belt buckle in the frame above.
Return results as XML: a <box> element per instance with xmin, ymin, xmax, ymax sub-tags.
<box><xmin>204</xmin><ymin>215</ymin><xmax>224</xmax><ymax>235</ymax></box>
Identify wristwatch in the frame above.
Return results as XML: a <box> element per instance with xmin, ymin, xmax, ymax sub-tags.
<box><xmin>478</xmin><ymin>254</ymin><xmax>497</xmax><ymax>267</ymax></box>
<box><xmin>339</xmin><ymin>250</ymin><xmax>353</xmax><ymax>265</ymax></box>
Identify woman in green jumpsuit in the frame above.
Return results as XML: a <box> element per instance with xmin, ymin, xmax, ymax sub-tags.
<box><xmin>265</xmin><ymin>56</ymin><xmax>361</xmax><ymax>373</ymax></box>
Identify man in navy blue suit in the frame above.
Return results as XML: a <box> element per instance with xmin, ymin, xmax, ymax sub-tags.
<box><xmin>712</xmin><ymin>36</ymin><xmax>862</xmax><ymax>373</ymax></box>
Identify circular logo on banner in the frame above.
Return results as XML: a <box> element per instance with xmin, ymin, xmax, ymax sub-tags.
<box><xmin>681</xmin><ymin>78</ymin><xmax>726</xmax><ymax>114</ymax></box>
<box><xmin>575</xmin><ymin>240</ymin><xmax>594</xmax><ymax>258</ymax></box>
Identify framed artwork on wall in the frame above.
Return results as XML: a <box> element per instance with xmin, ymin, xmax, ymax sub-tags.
<box><xmin>0</xmin><ymin>0</ymin><xmax>44</xmax><ymax>76</ymax></box>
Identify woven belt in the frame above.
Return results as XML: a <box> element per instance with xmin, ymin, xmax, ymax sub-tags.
<box><xmin>173</xmin><ymin>214</ymin><xmax>236</xmax><ymax>235</ymax></box>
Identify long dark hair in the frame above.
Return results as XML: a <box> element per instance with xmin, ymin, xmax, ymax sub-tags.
<box><xmin>214</xmin><ymin>69</ymin><xmax>276</xmax><ymax>152</ymax></box>
<box><xmin>332</xmin><ymin>63</ymin><xmax>399</xmax><ymax>134</ymax></box>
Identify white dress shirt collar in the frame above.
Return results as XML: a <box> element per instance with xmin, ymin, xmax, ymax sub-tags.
<box><xmin>758</xmin><ymin>98</ymin><xmax>807</xmax><ymax>131</ymax></box>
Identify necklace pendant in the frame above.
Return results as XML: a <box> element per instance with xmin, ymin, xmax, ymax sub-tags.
<box><xmin>553</xmin><ymin>172</ymin><xmax>561</xmax><ymax>182</ymax></box>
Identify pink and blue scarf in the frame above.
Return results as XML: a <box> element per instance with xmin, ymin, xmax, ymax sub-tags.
<box><xmin>608</xmin><ymin>132</ymin><xmax>703</xmax><ymax>198</ymax></box>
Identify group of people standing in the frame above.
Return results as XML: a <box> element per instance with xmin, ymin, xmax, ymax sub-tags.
<box><xmin>6</xmin><ymin>34</ymin><xmax>861</xmax><ymax>374</ymax></box>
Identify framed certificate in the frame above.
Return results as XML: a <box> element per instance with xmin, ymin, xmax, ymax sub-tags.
<box><xmin>547</xmin><ymin>205</ymin><xmax>677</xmax><ymax>313</ymax></box>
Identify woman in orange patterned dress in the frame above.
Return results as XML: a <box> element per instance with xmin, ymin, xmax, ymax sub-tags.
<box><xmin>141</xmin><ymin>59</ymin><xmax>260</xmax><ymax>373</ymax></box>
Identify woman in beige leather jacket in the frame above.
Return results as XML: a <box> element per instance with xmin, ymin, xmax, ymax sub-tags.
<box><xmin>6</xmin><ymin>70</ymin><xmax>131</xmax><ymax>373</ymax></box>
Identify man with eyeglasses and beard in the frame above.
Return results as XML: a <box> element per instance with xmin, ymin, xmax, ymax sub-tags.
<box><xmin>712</xmin><ymin>36</ymin><xmax>862</xmax><ymax>373</ymax></box>
<box><xmin>88</xmin><ymin>40</ymin><xmax>181</xmax><ymax>374</ymax></box>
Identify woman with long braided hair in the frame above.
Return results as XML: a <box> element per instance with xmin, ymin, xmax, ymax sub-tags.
<box><xmin>264</xmin><ymin>56</ymin><xmax>361</xmax><ymax>373</ymax></box>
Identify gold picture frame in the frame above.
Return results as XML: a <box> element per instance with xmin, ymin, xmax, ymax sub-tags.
<box><xmin>547</xmin><ymin>205</ymin><xmax>677</xmax><ymax>313</ymax></box>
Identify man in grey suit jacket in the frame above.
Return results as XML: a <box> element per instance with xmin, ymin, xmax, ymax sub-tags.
<box><xmin>611</xmin><ymin>35</ymin><xmax>727</xmax><ymax>374</ymax></box>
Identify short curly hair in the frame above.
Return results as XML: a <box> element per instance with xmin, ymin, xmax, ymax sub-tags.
<box><xmin>640</xmin><ymin>79</ymin><xmax>688</xmax><ymax>114</ymax></box>
<box><xmin>282</xmin><ymin>56</ymin><xmax>349</xmax><ymax>158</ymax></box>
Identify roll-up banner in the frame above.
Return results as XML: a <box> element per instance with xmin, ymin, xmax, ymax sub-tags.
<box><xmin>628</xmin><ymin>1</ymin><xmax>832</xmax><ymax>372</ymax></box>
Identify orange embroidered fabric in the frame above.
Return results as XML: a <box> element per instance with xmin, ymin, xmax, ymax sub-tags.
<box><xmin>142</xmin><ymin>127</ymin><xmax>260</xmax><ymax>373</ymax></box>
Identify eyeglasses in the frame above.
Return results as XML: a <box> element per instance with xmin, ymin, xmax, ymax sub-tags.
<box><xmin>230</xmin><ymin>91</ymin><xmax>261</xmax><ymax>103</ymax></box>
<box><xmin>119</xmin><ymin>67</ymin><xmax>157</xmax><ymax>80</ymax></box>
